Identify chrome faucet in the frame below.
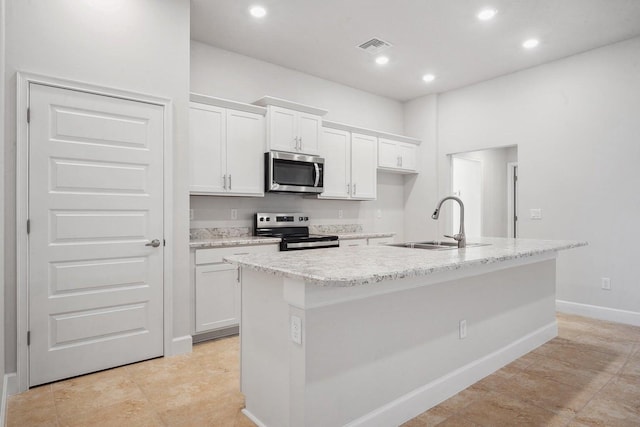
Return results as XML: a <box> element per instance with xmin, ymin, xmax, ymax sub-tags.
<box><xmin>431</xmin><ymin>196</ymin><xmax>466</xmax><ymax>248</ymax></box>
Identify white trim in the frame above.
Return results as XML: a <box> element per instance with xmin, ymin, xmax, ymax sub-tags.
<box><xmin>345</xmin><ymin>322</ymin><xmax>557</xmax><ymax>427</ymax></box>
<box><xmin>322</xmin><ymin>119</ymin><xmax>421</xmax><ymax>145</ymax></box>
<box><xmin>241</xmin><ymin>409</ymin><xmax>268</xmax><ymax>427</ymax></box>
<box><xmin>556</xmin><ymin>300</ymin><xmax>640</xmax><ymax>327</ymax></box>
<box><xmin>1</xmin><ymin>373</ymin><xmax>15</xmax><ymax>427</ymax></box>
<box><xmin>171</xmin><ymin>335</ymin><xmax>194</xmax><ymax>356</ymax></box>
<box><xmin>253</xmin><ymin>95</ymin><xmax>328</xmax><ymax>116</ymax></box>
<box><xmin>16</xmin><ymin>72</ymin><xmax>175</xmax><ymax>392</ymax></box>
<box><xmin>507</xmin><ymin>162</ymin><xmax>518</xmax><ymax>238</ymax></box>
<box><xmin>190</xmin><ymin>93</ymin><xmax>267</xmax><ymax>115</ymax></box>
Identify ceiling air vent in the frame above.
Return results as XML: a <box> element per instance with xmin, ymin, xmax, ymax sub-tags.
<box><xmin>357</xmin><ymin>37</ymin><xmax>392</xmax><ymax>55</ymax></box>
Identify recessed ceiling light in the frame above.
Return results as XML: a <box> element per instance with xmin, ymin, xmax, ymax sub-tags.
<box><xmin>522</xmin><ymin>39</ymin><xmax>540</xmax><ymax>49</ymax></box>
<box><xmin>249</xmin><ymin>5</ymin><xmax>267</xmax><ymax>18</ymax></box>
<box><xmin>477</xmin><ymin>8</ymin><xmax>497</xmax><ymax>21</ymax></box>
<box><xmin>375</xmin><ymin>56</ymin><xmax>389</xmax><ymax>65</ymax></box>
<box><xmin>422</xmin><ymin>74</ymin><xmax>436</xmax><ymax>83</ymax></box>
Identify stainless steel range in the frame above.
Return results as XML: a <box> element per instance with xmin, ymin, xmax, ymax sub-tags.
<box><xmin>254</xmin><ymin>213</ymin><xmax>339</xmax><ymax>251</ymax></box>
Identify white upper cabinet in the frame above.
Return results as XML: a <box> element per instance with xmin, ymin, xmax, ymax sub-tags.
<box><xmin>319</xmin><ymin>128</ymin><xmax>351</xmax><ymax>199</ymax></box>
<box><xmin>189</xmin><ymin>95</ymin><xmax>266</xmax><ymax>196</ymax></box>
<box><xmin>254</xmin><ymin>96</ymin><xmax>327</xmax><ymax>156</ymax></box>
<box><xmin>378</xmin><ymin>137</ymin><xmax>419</xmax><ymax>173</ymax></box>
<box><xmin>319</xmin><ymin>128</ymin><xmax>377</xmax><ymax>201</ymax></box>
<box><xmin>350</xmin><ymin>133</ymin><xmax>377</xmax><ymax>200</ymax></box>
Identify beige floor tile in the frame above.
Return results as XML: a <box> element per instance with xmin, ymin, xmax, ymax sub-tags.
<box><xmin>53</xmin><ymin>370</ymin><xmax>147</xmax><ymax>420</ymax></box>
<box><xmin>57</xmin><ymin>398</ymin><xmax>163</xmax><ymax>427</ymax></box>
<box><xmin>7</xmin><ymin>385</ymin><xmax>58</xmax><ymax>427</ymax></box>
<box><xmin>595</xmin><ymin>375</ymin><xmax>640</xmax><ymax>408</ymax></box>
<box><xmin>572</xmin><ymin>397</ymin><xmax>640</xmax><ymax>427</ymax></box>
<box><xmin>522</xmin><ymin>355</ymin><xmax>614</xmax><ymax>389</ymax></box>
<box><xmin>619</xmin><ymin>354</ymin><xmax>640</xmax><ymax>380</ymax></box>
<box><xmin>459</xmin><ymin>390</ymin><xmax>571</xmax><ymax>427</ymax></box>
<box><xmin>435</xmin><ymin>414</ymin><xmax>483</xmax><ymax>426</ymax></box>
<box><xmin>402</xmin><ymin>405</ymin><xmax>454</xmax><ymax>426</ymax></box>
<box><xmin>534</xmin><ymin>337</ymin><xmax>628</xmax><ymax>374</ymax></box>
<box><xmin>433</xmin><ymin>386</ymin><xmax>486</xmax><ymax>413</ymax></box>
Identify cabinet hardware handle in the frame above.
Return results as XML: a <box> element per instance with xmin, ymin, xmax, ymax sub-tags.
<box><xmin>400</xmin><ymin>156</ymin><xmax>403</xmax><ymax>167</ymax></box>
<box><xmin>229</xmin><ymin>174</ymin><xmax>232</xmax><ymax>190</ymax></box>
<box><xmin>299</xmin><ymin>136</ymin><xmax>303</xmax><ymax>150</ymax></box>
<box><xmin>294</xmin><ymin>136</ymin><xmax>300</xmax><ymax>150</ymax></box>
<box><xmin>237</xmin><ymin>267</ymin><xmax>240</xmax><ymax>283</ymax></box>
<box><xmin>347</xmin><ymin>183</ymin><xmax>350</xmax><ymax>194</ymax></box>
<box><xmin>223</xmin><ymin>174</ymin><xmax>227</xmax><ymax>190</ymax></box>
<box><xmin>353</xmin><ymin>183</ymin><xmax>357</xmax><ymax>195</ymax></box>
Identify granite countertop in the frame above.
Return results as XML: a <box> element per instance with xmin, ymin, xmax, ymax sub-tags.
<box><xmin>332</xmin><ymin>232</ymin><xmax>395</xmax><ymax>240</ymax></box>
<box><xmin>190</xmin><ymin>236</ymin><xmax>281</xmax><ymax>249</ymax></box>
<box><xmin>224</xmin><ymin>237</ymin><xmax>587</xmax><ymax>287</ymax></box>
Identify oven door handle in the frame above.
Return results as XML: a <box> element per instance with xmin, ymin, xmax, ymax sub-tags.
<box><xmin>314</xmin><ymin>163</ymin><xmax>320</xmax><ymax>187</ymax></box>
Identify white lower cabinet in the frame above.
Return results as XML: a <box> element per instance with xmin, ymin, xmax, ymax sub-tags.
<box><xmin>193</xmin><ymin>244</ymin><xmax>278</xmax><ymax>335</ymax></box>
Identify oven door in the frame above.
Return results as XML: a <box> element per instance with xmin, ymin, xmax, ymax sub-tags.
<box><xmin>266</xmin><ymin>151</ymin><xmax>324</xmax><ymax>193</ymax></box>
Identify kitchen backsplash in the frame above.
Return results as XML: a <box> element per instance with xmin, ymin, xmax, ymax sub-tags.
<box><xmin>308</xmin><ymin>224</ymin><xmax>363</xmax><ymax>234</ymax></box>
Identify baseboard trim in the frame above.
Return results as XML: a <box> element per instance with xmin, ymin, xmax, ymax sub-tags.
<box><xmin>345</xmin><ymin>322</ymin><xmax>557</xmax><ymax>427</ymax></box>
<box><xmin>241</xmin><ymin>409</ymin><xmax>268</xmax><ymax>427</ymax></box>
<box><xmin>556</xmin><ymin>300</ymin><xmax>640</xmax><ymax>326</ymax></box>
<box><xmin>170</xmin><ymin>335</ymin><xmax>193</xmax><ymax>356</ymax></box>
<box><xmin>1</xmin><ymin>373</ymin><xmax>17</xmax><ymax>427</ymax></box>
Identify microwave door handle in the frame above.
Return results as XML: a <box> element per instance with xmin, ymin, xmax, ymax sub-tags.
<box><xmin>314</xmin><ymin>163</ymin><xmax>320</xmax><ymax>187</ymax></box>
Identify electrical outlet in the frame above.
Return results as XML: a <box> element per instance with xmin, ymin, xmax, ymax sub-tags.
<box><xmin>601</xmin><ymin>277</ymin><xmax>611</xmax><ymax>290</ymax></box>
<box><xmin>290</xmin><ymin>315</ymin><xmax>302</xmax><ymax>344</ymax></box>
<box><xmin>530</xmin><ymin>209</ymin><xmax>542</xmax><ymax>220</ymax></box>
<box><xmin>231</xmin><ymin>209</ymin><xmax>238</xmax><ymax>220</ymax></box>
<box><xmin>338</xmin><ymin>210</ymin><xmax>343</xmax><ymax>219</ymax></box>
<box><xmin>376</xmin><ymin>209</ymin><xmax>382</xmax><ymax>219</ymax></box>
<box><xmin>459</xmin><ymin>319</ymin><xmax>467</xmax><ymax>339</ymax></box>
<box><xmin>189</xmin><ymin>209</ymin><xmax>194</xmax><ymax>220</ymax></box>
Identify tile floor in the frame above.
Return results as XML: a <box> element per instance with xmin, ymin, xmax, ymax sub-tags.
<box><xmin>7</xmin><ymin>313</ymin><xmax>640</xmax><ymax>426</ymax></box>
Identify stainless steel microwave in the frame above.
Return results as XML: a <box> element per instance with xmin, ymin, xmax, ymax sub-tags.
<box><xmin>265</xmin><ymin>151</ymin><xmax>324</xmax><ymax>194</ymax></box>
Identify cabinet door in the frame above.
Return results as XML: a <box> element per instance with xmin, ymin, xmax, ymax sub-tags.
<box><xmin>195</xmin><ymin>263</ymin><xmax>240</xmax><ymax>333</ymax></box>
<box><xmin>268</xmin><ymin>106</ymin><xmax>298</xmax><ymax>153</ymax></box>
<box><xmin>351</xmin><ymin>133</ymin><xmax>377</xmax><ymax>200</ymax></box>
<box><xmin>297</xmin><ymin>112</ymin><xmax>321</xmax><ymax>155</ymax></box>
<box><xmin>189</xmin><ymin>103</ymin><xmax>226</xmax><ymax>193</ymax></box>
<box><xmin>226</xmin><ymin>109</ymin><xmax>265</xmax><ymax>196</ymax></box>
<box><xmin>318</xmin><ymin>128</ymin><xmax>350</xmax><ymax>199</ymax></box>
<box><xmin>377</xmin><ymin>138</ymin><xmax>399</xmax><ymax>169</ymax></box>
<box><xmin>398</xmin><ymin>143</ymin><xmax>417</xmax><ymax>172</ymax></box>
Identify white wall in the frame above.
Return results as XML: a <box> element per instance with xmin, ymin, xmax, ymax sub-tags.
<box><xmin>403</xmin><ymin>95</ymin><xmax>439</xmax><ymax>241</ymax></box>
<box><xmin>0</xmin><ymin>0</ymin><xmax>7</xmax><ymax>408</ymax></box>
<box><xmin>3</xmin><ymin>0</ymin><xmax>191</xmax><ymax>373</ymax></box>
<box><xmin>190</xmin><ymin>42</ymin><xmax>407</xmax><ymax>239</ymax></box>
<box><xmin>407</xmin><ymin>36</ymin><xmax>640</xmax><ymax>315</ymax></box>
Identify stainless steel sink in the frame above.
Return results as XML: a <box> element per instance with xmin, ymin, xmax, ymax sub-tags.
<box><xmin>387</xmin><ymin>241</ymin><xmax>490</xmax><ymax>250</ymax></box>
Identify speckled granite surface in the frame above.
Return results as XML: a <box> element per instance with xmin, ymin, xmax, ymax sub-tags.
<box><xmin>190</xmin><ymin>236</ymin><xmax>280</xmax><ymax>249</ymax></box>
<box><xmin>333</xmin><ymin>232</ymin><xmax>395</xmax><ymax>240</ymax></box>
<box><xmin>309</xmin><ymin>224</ymin><xmax>363</xmax><ymax>234</ymax></box>
<box><xmin>224</xmin><ymin>237</ymin><xmax>587</xmax><ymax>287</ymax></box>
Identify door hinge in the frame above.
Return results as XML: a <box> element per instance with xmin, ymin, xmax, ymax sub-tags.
<box><xmin>27</xmin><ymin>331</ymin><xmax>31</xmax><ymax>346</ymax></box>
<box><xmin>515</xmin><ymin>215</ymin><xmax>518</xmax><ymax>221</ymax></box>
<box><xmin>27</xmin><ymin>219</ymin><xmax>30</xmax><ymax>234</ymax></box>
<box><xmin>27</xmin><ymin>108</ymin><xmax>30</xmax><ymax>123</ymax></box>
<box><xmin>163</xmin><ymin>239</ymin><xmax>166</xmax><ymax>247</ymax></box>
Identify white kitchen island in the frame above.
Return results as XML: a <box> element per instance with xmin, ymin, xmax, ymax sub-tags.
<box><xmin>225</xmin><ymin>237</ymin><xmax>586</xmax><ymax>427</ymax></box>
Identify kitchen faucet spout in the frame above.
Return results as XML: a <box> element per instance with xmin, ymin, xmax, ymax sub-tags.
<box><xmin>432</xmin><ymin>196</ymin><xmax>466</xmax><ymax>248</ymax></box>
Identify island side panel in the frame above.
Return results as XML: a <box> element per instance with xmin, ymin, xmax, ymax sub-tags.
<box><xmin>303</xmin><ymin>259</ymin><xmax>557</xmax><ymax>427</ymax></box>
<box><xmin>240</xmin><ymin>269</ymin><xmax>292</xmax><ymax>427</ymax></box>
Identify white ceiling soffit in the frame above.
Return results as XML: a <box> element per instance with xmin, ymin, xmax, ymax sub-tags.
<box><xmin>190</xmin><ymin>0</ymin><xmax>640</xmax><ymax>101</ymax></box>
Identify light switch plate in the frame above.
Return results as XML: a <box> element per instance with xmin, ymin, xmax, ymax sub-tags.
<box><xmin>530</xmin><ymin>209</ymin><xmax>542</xmax><ymax>220</ymax></box>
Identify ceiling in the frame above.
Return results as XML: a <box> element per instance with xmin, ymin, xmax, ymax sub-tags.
<box><xmin>190</xmin><ymin>0</ymin><xmax>640</xmax><ymax>101</ymax></box>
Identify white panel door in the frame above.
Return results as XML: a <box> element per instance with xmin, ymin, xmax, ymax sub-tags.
<box><xmin>268</xmin><ymin>106</ymin><xmax>297</xmax><ymax>152</ymax></box>
<box><xmin>351</xmin><ymin>133</ymin><xmax>377</xmax><ymax>200</ymax></box>
<box><xmin>226</xmin><ymin>109</ymin><xmax>264</xmax><ymax>196</ymax></box>
<box><xmin>319</xmin><ymin>128</ymin><xmax>350</xmax><ymax>199</ymax></box>
<box><xmin>189</xmin><ymin>103</ymin><xmax>226</xmax><ymax>193</ymax></box>
<box><xmin>28</xmin><ymin>83</ymin><xmax>164</xmax><ymax>386</ymax></box>
<box><xmin>452</xmin><ymin>157</ymin><xmax>482</xmax><ymax>238</ymax></box>
<box><xmin>297</xmin><ymin>112</ymin><xmax>321</xmax><ymax>155</ymax></box>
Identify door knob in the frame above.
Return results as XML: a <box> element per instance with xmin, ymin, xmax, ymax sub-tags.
<box><xmin>145</xmin><ymin>239</ymin><xmax>161</xmax><ymax>248</ymax></box>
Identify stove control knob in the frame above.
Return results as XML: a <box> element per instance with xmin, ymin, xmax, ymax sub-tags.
<box><xmin>304</xmin><ymin>217</ymin><xmax>309</xmax><ymax>221</ymax></box>
<box><xmin>299</xmin><ymin>216</ymin><xmax>303</xmax><ymax>221</ymax></box>
<box><xmin>266</xmin><ymin>217</ymin><xmax>270</xmax><ymax>221</ymax></box>
<box><xmin>259</xmin><ymin>217</ymin><xmax>264</xmax><ymax>222</ymax></box>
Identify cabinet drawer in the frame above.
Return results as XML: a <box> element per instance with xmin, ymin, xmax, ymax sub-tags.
<box><xmin>195</xmin><ymin>244</ymin><xmax>278</xmax><ymax>265</ymax></box>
